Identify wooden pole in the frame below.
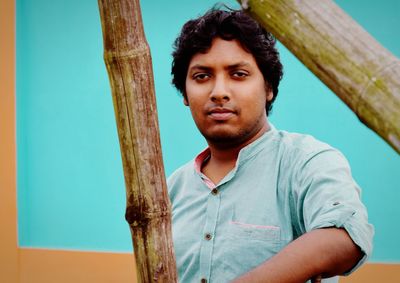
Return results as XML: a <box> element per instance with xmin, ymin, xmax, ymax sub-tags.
<box><xmin>238</xmin><ymin>0</ymin><xmax>400</xmax><ymax>153</ymax></box>
<box><xmin>97</xmin><ymin>0</ymin><xmax>177</xmax><ymax>282</ymax></box>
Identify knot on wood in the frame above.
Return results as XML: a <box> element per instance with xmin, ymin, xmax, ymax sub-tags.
<box><xmin>125</xmin><ymin>206</ymin><xmax>170</xmax><ymax>227</ymax></box>
<box><xmin>153</xmin><ymin>262</ymin><xmax>164</xmax><ymax>281</ymax></box>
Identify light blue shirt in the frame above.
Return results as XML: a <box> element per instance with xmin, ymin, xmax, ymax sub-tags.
<box><xmin>167</xmin><ymin>125</ymin><xmax>373</xmax><ymax>283</ymax></box>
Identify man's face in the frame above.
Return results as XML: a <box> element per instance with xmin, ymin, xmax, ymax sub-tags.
<box><xmin>184</xmin><ymin>37</ymin><xmax>273</xmax><ymax>147</ymax></box>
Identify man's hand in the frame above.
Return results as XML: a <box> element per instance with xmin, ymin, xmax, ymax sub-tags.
<box><xmin>231</xmin><ymin>228</ymin><xmax>363</xmax><ymax>283</ymax></box>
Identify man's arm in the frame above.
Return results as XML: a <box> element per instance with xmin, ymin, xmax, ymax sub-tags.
<box><xmin>232</xmin><ymin>227</ymin><xmax>363</xmax><ymax>283</ymax></box>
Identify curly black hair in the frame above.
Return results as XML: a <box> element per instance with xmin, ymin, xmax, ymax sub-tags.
<box><xmin>171</xmin><ymin>8</ymin><xmax>283</xmax><ymax>115</ymax></box>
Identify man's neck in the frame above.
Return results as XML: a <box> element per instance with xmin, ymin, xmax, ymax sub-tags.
<box><xmin>201</xmin><ymin>121</ymin><xmax>270</xmax><ymax>185</ymax></box>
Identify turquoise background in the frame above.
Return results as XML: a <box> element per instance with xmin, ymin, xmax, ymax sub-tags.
<box><xmin>17</xmin><ymin>0</ymin><xmax>399</xmax><ymax>261</ymax></box>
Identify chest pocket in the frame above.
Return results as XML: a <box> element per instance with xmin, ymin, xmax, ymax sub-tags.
<box><xmin>222</xmin><ymin>202</ymin><xmax>284</xmax><ymax>252</ymax></box>
<box><xmin>226</xmin><ymin>221</ymin><xmax>281</xmax><ymax>242</ymax></box>
<box><xmin>214</xmin><ymin>221</ymin><xmax>283</xmax><ymax>282</ymax></box>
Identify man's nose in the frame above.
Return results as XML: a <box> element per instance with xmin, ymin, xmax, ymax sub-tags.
<box><xmin>210</xmin><ymin>76</ymin><xmax>230</xmax><ymax>102</ymax></box>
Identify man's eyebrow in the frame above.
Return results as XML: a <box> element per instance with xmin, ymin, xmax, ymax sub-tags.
<box><xmin>188</xmin><ymin>64</ymin><xmax>212</xmax><ymax>72</ymax></box>
<box><xmin>225</xmin><ymin>62</ymin><xmax>251</xmax><ymax>70</ymax></box>
<box><xmin>188</xmin><ymin>62</ymin><xmax>252</xmax><ymax>72</ymax></box>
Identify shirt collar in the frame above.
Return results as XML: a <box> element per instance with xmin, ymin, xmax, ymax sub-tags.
<box><xmin>236</xmin><ymin>123</ymin><xmax>278</xmax><ymax>166</ymax></box>
<box><xmin>194</xmin><ymin>147</ymin><xmax>211</xmax><ymax>174</ymax></box>
<box><xmin>194</xmin><ymin>123</ymin><xmax>278</xmax><ymax>175</ymax></box>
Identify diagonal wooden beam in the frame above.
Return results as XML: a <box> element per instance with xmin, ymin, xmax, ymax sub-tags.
<box><xmin>97</xmin><ymin>0</ymin><xmax>177</xmax><ymax>281</ymax></box>
<box><xmin>238</xmin><ymin>0</ymin><xmax>400</xmax><ymax>153</ymax></box>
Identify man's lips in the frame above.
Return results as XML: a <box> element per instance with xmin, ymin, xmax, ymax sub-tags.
<box><xmin>207</xmin><ymin>107</ymin><xmax>236</xmax><ymax>121</ymax></box>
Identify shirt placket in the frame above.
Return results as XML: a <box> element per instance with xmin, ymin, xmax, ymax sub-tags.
<box><xmin>199</xmin><ymin>186</ymin><xmax>221</xmax><ymax>283</ymax></box>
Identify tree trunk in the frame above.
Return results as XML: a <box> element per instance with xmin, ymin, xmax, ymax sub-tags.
<box><xmin>238</xmin><ymin>0</ymin><xmax>400</xmax><ymax>153</ymax></box>
<box><xmin>97</xmin><ymin>0</ymin><xmax>177</xmax><ymax>282</ymax></box>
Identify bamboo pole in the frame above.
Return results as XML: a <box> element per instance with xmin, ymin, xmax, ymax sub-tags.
<box><xmin>97</xmin><ymin>0</ymin><xmax>177</xmax><ymax>282</ymax></box>
<box><xmin>238</xmin><ymin>0</ymin><xmax>400</xmax><ymax>153</ymax></box>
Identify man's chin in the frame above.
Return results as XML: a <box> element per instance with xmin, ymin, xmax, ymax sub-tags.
<box><xmin>199</xmin><ymin>123</ymin><xmax>265</xmax><ymax>149</ymax></box>
<box><xmin>201</xmin><ymin>131</ymin><xmax>245</xmax><ymax>147</ymax></box>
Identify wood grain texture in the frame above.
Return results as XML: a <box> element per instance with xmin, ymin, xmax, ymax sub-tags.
<box><xmin>238</xmin><ymin>0</ymin><xmax>400</xmax><ymax>153</ymax></box>
<box><xmin>97</xmin><ymin>0</ymin><xmax>177</xmax><ymax>282</ymax></box>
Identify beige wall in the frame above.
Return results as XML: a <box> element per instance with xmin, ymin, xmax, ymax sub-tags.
<box><xmin>0</xmin><ymin>0</ymin><xmax>18</xmax><ymax>281</ymax></box>
<box><xmin>0</xmin><ymin>0</ymin><xmax>398</xmax><ymax>282</ymax></box>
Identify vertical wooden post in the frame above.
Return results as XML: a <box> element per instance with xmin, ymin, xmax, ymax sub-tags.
<box><xmin>238</xmin><ymin>0</ymin><xmax>400</xmax><ymax>153</ymax></box>
<box><xmin>97</xmin><ymin>0</ymin><xmax>177</xmax><ymax>282</ymax></box>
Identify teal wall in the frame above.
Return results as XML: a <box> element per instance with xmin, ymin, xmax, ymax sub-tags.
<box><xmin>17</xmin><ymin>0</ymin><xmax>400</xmax><ymax>261</ymax></box>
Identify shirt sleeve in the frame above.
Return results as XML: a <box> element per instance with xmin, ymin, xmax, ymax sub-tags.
<box><xmin>291</xmin><ymin>147</ymin><xmax>374</xmax><ymax>275</ymax></box>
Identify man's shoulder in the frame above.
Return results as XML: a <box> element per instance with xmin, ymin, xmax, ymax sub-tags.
<box><xmin>276</xmin><ymin>129</ymin><xmax>337</xmax><ymax>157</ymax></box>
<box><xmin>167</xmin><ymin>159</ymin><xmax>194</xmax><ymax>187</ymax></box>
<box><xmin>166</xmin><ymin>159</ymin><xmax>198</xmax><ymax>203</ymax></box>
<box><xmin>273</xmin><ymin>129</ymin><xmax>353</xmax><ymax>184</ymax></box>
<box><xmin>272</xmin><ymin>128</ymin><xmax>347</xmax><ymax>169</ymax></box>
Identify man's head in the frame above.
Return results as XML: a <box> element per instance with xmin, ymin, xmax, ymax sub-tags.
<box><xmin>171</xmin><ymin>8</ymin><xmax>283</xmax><ymax>115</ymax></box>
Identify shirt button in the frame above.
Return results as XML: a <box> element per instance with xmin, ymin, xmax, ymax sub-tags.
<box><xmin>204</xmin><ymin>233</ymin><xmax>212</xmax><ymax>240</ymax></box>
<box><xmin>211</xmin><ymin>188</ymin><xmax>218</xmax><ymax>195</ymax></box>
<box><xmin>201</xmin><ymin>279</ymin><xmax>207</xmax><ymax>283</ymax></box>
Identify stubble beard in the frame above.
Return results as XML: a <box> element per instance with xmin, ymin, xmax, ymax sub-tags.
<box><xmin>199</xmin><ymin>117</ymin><xmax>266</xmax><ymax>150</ymax></box>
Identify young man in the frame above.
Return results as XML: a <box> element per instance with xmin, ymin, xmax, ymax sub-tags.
<box><xmin>168</xmin><ymin>8</ymin><xmax>373</xmax><ymax>283</ymax></box>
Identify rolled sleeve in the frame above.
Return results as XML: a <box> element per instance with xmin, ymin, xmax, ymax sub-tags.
<box><xmin>293</xmin><ymin>148</ymin><xmax>374</xmax><ymax>274</ymax></box>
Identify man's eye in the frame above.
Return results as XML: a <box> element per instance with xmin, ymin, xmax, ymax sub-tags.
<box><xmin>193</xmin><ymin>73</ymin><xmax>210</xmax><ymax>81</ymax></box>
<box><xmin>232</xmin><ymin>71</ymin><xmax>249</xmax><ymax>78</ymax></box>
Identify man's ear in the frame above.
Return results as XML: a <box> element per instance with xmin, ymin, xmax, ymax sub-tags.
<box><xmin>266</xmin><ymin>90</ymin><xmax>274</xmax><ymax>102</ymax></box>
<box><xmin>265</xmin><ymin>82</ymin><xmax>274</xmax><ymax>104</ymax></box>
<box><xmin>183</xmin><ymin>95</ymin><xmax>189</xmax><ymax>106</ymax></box>
<box><xmin>265</xmin><ymin>84</ymin><xmax>274</xmax><ymax>103</ymax></box>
